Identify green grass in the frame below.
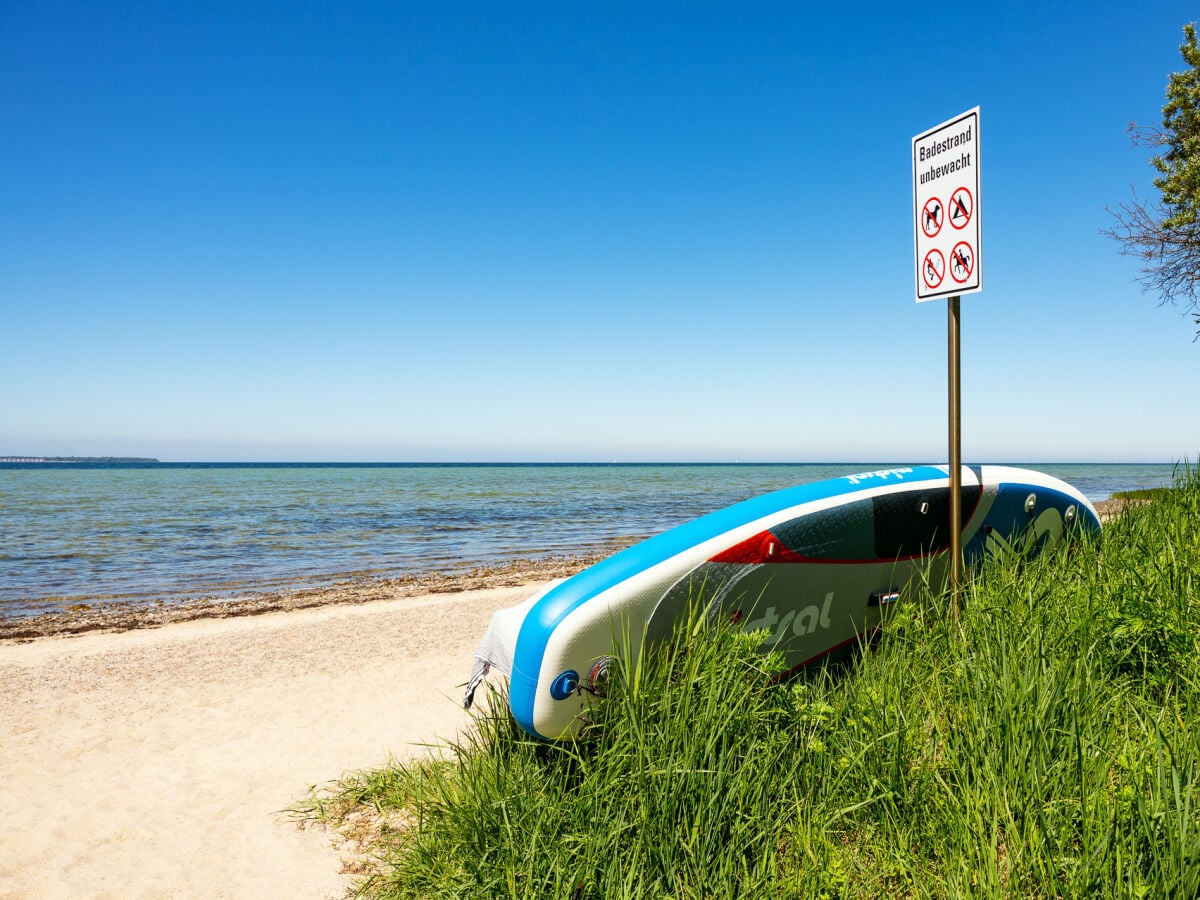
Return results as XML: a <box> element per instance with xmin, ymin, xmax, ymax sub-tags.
<box><xmin>1111</xmin><ymin>487</ymin><xmax>1178</xmax><ymax>501</ymax></box>
<box><xmin>295</xmin><ymin>469</ymin><xmax>1200</xmax><ymax>898</ymax></box>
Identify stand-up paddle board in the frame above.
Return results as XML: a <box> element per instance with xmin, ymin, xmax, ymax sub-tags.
<box><xmin>465</xmin><ymin>465</ymin><xmax>1100</xmax><ymax>741</ymax></box>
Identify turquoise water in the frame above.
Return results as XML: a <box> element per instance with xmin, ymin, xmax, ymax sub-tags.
<box><xmin>0</xmin><ymin>462</ymin><xmax>1180</xmax><ymax>616</ymax></box>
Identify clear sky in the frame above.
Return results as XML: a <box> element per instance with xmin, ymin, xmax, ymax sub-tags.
<box><xmin>3</xmin><ymin>1</ymin><xmax>1197</xmax><ymax>463</ymax></box>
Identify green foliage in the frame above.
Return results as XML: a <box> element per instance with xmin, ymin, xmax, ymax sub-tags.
<box><xmin>1092</xmin><ymin>466</ymin><xmax>1200</xmax><ymax>693</ymax></box>
<box><xmin>1106</xmin><ymin>23</ymin><xmax>1200</xmax><ymax>334</ymax></box>
<box><xmin>1112</xmin><ymin>487</ymin><xmax>1177</xmax><ymax>501</ymax></box>
<box><xmin>297</xmin><ymin>469</ymin><xmax>1200</xmax><ymax>898</ymax></box>
<box><xmin>1155</xmin><ymin>25</ymin><xmax>1200</xmax><ymax>229</ymax></box>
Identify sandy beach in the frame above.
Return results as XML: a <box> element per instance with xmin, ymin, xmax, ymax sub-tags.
<box><xmin>0</xmin><ymin>577</ymin><xmax>557</xmax><ymax>899</ymax></box>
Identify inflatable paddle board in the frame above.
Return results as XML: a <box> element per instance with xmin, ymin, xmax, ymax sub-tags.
<box><xmin>465</xmin><ymin>465</ymin><xmax>1100</xmax><ymax>741</ymax></box>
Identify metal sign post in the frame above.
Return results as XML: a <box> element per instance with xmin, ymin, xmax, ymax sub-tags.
<box><xmin>913</xmin><ymin>107</ymin><xmax>981</xmax><ymax>616</ymax></box>
<box><xmin>947</xmin><ymin>295</ymin><xmax>962</xmax><ymax>616</ymax></box>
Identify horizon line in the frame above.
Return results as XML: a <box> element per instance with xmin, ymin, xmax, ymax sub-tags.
<box><xmin>0</xmin><ymin>457</ymin><xmax>1180</xmax><ymax>466</ymax></box>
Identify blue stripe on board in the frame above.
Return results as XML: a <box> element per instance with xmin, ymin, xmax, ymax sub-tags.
<box><xmin>508</xmin><ymin>466</ymin><xmax>948</xmax><ymax>736</ymax></box>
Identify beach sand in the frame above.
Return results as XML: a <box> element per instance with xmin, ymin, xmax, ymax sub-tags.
<box><xmin>0</xmin><ymin>578</ymin><xmax>557</xmax><ymax>899</ymax></box>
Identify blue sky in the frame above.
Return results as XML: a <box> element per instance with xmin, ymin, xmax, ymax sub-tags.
<box><xmin>3</xmin><ymin>1</ymin><xmax>1197</xmax><ymax>462</ymax></box>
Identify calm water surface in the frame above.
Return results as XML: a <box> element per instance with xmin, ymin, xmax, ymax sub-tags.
<box><xmin>0</xmin><ymin>462</ymin><xmax>1180</xmax><ymax>616</ymax></box>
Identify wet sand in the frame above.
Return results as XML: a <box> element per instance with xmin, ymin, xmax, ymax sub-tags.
<box><xmin>0</xmin><ymin>548</ymin><xmax>628</xmax><ymax>643</ymax></box>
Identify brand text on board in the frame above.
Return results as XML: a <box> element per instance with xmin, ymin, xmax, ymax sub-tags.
<box><xmin>916</xmin><ymin>123</ymin><xmax>973</xmax><ymax>185</ymax></box>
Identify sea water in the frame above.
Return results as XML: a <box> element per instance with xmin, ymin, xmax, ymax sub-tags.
<box><xmin>0</xmin><ymin>462</ymin><xmax>1180</xmax><ymax>616</ymax></box>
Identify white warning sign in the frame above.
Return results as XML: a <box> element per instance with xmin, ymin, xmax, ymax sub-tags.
<box><xmin>913</xmin><ymin>107</ymin><xmax>981</xmax><ymax>301</ymax></box>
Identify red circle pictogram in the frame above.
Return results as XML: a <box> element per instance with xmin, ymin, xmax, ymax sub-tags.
<box><xmin>949</xmin><ymin>241</ymin><xmax>974</xmax><ymax>283</ymax></box>
<box><xmin>948</xmin><ymin>187</ymin><xmax>973</xmax><ymax>230</ymax></box>
<box><xmin>922</xmin><ymin>248</ymin><xmax>945</xmax><ymax>289</ymax></box>
<box><xmin>921</xmin><ymin>196</ymin><xmax>943</xmax><ymax>238</ymax></box>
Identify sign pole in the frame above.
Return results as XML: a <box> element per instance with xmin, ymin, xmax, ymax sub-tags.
<box><xmin>947</xmin><ymin>295</ymin><xmax>962</xmax><ymax>619</ymax></box>
<box><xmin>912</xmin><ymin>106</ymin><xmax>980</xmax><ymax>622</ymax></box>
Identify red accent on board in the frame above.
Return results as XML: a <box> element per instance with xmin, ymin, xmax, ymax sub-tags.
<box><xmin>708</xmin><ymin>482</ymin><xmax>988</xmax><ymax>566</ymax></box>
<box><xmin>708</xmin><ymin>530</ymin><xmax>809</xmax><ymax>564</ymax></box>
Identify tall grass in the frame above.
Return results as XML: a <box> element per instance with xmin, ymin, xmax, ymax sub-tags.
<box><xmin>297</xmin><ymin>469</ymin><xmax>1200</xmax><ymax>898</ymax></box>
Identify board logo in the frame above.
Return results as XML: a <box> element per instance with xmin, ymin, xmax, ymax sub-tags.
<box><xmin>845</xmin><ymin>468</ymin><xmax>914</xmax><ymax>486</ymax></box>
<box><xmin>744</xmin><ymin>592</ymin><xmax>834</xmax><ymax>643</ymax></box>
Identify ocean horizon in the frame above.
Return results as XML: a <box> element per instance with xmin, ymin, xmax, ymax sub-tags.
<box><xmin>2</xmin><ymin>461</ymin><xmax>1183</xmax><ymax>617</ymax></box>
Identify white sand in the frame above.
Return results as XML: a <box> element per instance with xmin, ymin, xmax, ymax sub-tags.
<box><xmin>0</xmin><ymin>582</ymin><xmax>542</xmax><ymax>899</ymax></box>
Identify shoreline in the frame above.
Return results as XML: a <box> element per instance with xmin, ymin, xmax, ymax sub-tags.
<box><xmin>0</xmin><ymin>540</ymin><xmax>640</xmax><ymax>643</ymax></box>
<box><xmin>3</xmin><ymin>497</ymin><xmax>1130</xmax><ymax>644</ymax></box>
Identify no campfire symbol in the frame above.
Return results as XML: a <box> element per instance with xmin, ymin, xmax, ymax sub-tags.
<box><xmin>949</xmin><ymin>187</ymin><xmax>973</xmax><ymax>230</ymax></box>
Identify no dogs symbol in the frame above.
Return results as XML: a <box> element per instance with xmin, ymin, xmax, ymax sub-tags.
<box><xmin>921</xmin><ymin>197</ymin><xmax>943</xmax><ymax>238</ymax></box>
<box><xmin>922</xmin><ymin>249</ymin><xmax>945</xmax><ymax>289</ymax></box>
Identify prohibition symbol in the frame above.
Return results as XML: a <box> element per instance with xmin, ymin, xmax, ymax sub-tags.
<box><xmin>949</xmin><ymin>186</ymin><xmax>973</xmax><ymax>229</ymax></box>
<box><xmin>950</xmin><ymin>241</ymin><xmax>974</xmax><ymax>283</ymax></box>
<box><xmin>922</xmin><ymin>248</ymin><xmax>945</xmax><ymax>289</ymax></box>
<box><xmin>921</xmin><ymin>196</ymin><xmax>943</xmax><ymax>238</ymax></box>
